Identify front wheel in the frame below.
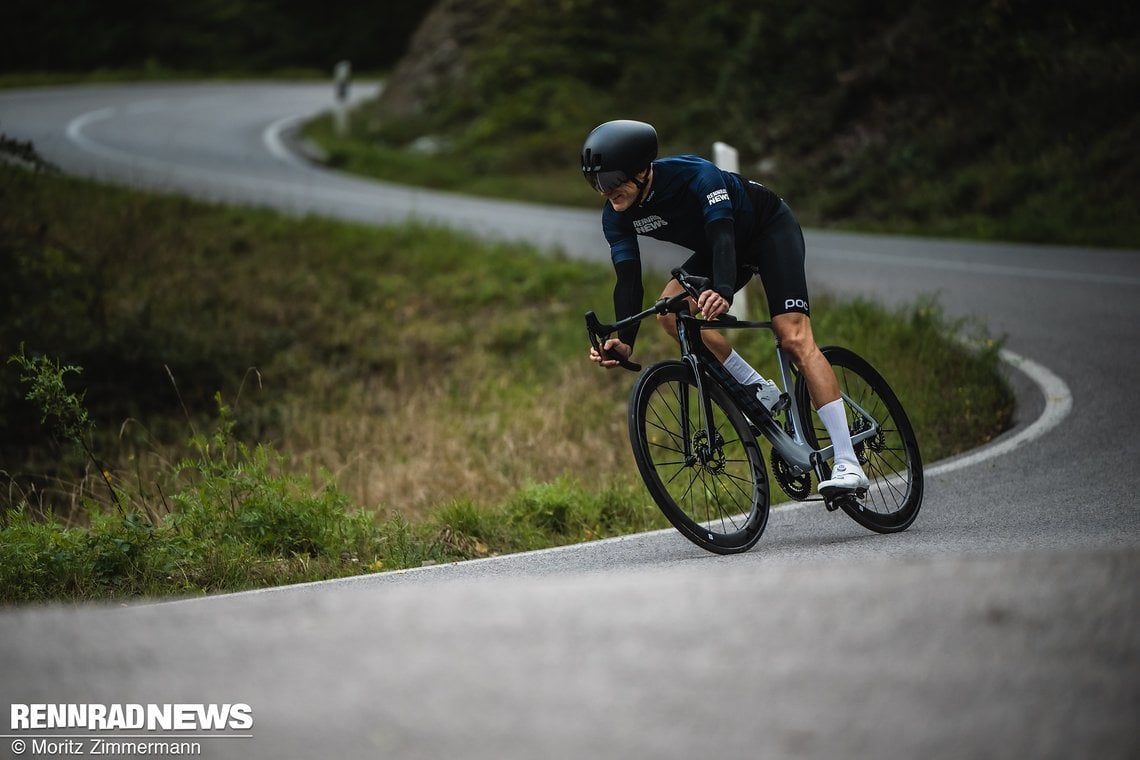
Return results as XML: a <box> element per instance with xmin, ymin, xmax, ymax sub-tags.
<box><xmin>629</xmin><ymin>361</ymin><xmax>769</xmax><ymax>554</ymax></box>
<box><xmin>795</xmin><ymin>346</ymin><xmax>924</xmax><ymax>533</ymax></box>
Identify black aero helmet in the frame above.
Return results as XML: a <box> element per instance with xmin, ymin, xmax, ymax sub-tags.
<box><xmin>581</xmin><ymin>120</ymin><xmax>658</xmax><ymax>193</ymax></box>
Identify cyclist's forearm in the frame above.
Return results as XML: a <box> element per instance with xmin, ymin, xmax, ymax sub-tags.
<box><xmin>706</xmin><ymin>218</ymin><xmax>737</xmax><ymax>301</ymax></box>
<box><xmin>613</xmin><ymin>259</ymin><xmax>643</xmax><ymax>348</ymax></box>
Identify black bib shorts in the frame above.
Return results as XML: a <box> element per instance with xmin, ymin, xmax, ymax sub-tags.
<box><xmin>681</xmin><ymin>194</ymin><xmax>811</xmax><ymax>318</ymax></box>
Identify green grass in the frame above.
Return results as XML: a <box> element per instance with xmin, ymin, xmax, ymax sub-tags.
<box><xmin>304</xmin><ymin>113</ymin><xmax>602</xmax><ymax>209</ymax></box>
<box><xmin>0</xmin><ymin>152</ymin><xmax>1012</xmax><ymax>604</ymax></box>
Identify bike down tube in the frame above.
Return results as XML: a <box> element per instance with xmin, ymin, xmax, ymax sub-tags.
<box><xmin>691</xmin><ymin>317</ymin><xmax>815</xmax><ymax>473</ymax></box>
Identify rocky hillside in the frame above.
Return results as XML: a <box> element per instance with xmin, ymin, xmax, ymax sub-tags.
<box><xmin>358</xmin><ymin>0</ymin><xmax>1138</xmax><ymax>247</ymax></box>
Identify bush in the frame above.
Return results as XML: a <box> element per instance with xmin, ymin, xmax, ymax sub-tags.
<box><xmin>0</xmin><ymin>383</ymin><xmax>390</xmax><ymax>603</ymax></box>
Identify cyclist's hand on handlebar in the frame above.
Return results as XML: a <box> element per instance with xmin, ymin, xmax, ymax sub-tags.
<box><xmin>589</xmin><ymin>338</ymin><xmax>632</xmax><ymax>370</ymax></box>
<box><xmin>697</xmin><ymin>289</ymin><xmax>731</xmax><ymax>321</ymax></box>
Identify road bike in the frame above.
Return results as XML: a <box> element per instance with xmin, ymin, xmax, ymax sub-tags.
<box><xmin>586</xmin><ymin>269</ymin><xmax>923</xmax><ymax>554</ymax></box>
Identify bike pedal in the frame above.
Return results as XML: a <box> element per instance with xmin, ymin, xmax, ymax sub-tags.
<box><xmin>820</xmin><ymin>486</ymin><xmax>865</xmax><ymax>511</ymax></box>
<box><xmin>819</xmin><ymin>486</ymin><xmax>842</xmax><ymax>510</ymax></box>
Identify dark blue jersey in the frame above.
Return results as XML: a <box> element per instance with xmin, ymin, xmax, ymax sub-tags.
<box><xmin>601</xmin><ymin>155</ymin><xmax>788</xmax><ymax>346</ymax></box>
<box><xmin>601</xmin><ymin>155</ymin><xmax>782</xmax><ymax>266</ymax></box>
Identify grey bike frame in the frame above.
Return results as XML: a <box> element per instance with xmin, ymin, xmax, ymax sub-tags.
<box><xmin>680</xmin><ymin>315</ymin><xmax>881</xmax><ymax>479</ymax></box>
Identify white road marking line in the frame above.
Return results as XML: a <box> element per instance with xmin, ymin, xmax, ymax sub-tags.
<box><xmin>262</xmin><ymin>114</ymin><xmax>313</xmax><ymax>170</ymax></box>
<box><xmin>925</xmin><ymin>348</ymin><xmax>1072</xmax><ymax>477</ymax></box>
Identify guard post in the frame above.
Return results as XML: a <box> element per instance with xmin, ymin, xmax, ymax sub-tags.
<box><xmin>333</xmin><ymin>60</ymin><xmax>352</xmax><ymax>136</ymax></box>
<box><xmin>712</xmin><ymin>141</ymin><xmax>748</xmax><ymax>319</ymax></box>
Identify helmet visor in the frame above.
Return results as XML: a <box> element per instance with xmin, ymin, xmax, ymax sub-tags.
<box><xmin>585</xmin><ymin>169</ymin><xmax>630</xmax><ymax>194</ymax></box>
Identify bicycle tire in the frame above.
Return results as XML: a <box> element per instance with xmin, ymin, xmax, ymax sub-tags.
<box><xmin>795</xmin><ymin>346</ymin><xmax>924</xmax><ymax>533</ymax></box>
<box><xmin>629</xmin><ymin>360</ymin><xmax>770</xmax><ymax>554</ymax></box>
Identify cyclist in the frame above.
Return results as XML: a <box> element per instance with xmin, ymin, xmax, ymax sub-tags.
<box><xmin>583</xmin><ymin>119</ymin><xmax>868</xmax><ymax>493</ymax></box>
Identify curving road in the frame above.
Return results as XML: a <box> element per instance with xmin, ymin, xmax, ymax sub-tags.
<box><xmin>1</xmin><ymin>83</ymin><xmax>1138</xmax><ymax>759</ymax></box>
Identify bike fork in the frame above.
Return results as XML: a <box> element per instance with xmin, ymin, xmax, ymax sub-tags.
<box><xmin>683</xmin><ymin>356</ymin><xmax>720</xmax><ymax>461</ymax></box>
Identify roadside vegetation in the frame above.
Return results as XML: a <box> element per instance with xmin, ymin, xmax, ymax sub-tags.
<box><xmin>0</xmin><ymin>146</ymin><xmax>1011</xmax><ymax>604</ymax></box>
<box><xmin>10</xmin><ymin>0</ymin><xmax>1084</xmax><ymax>602</ymax></box>
<box><xmin>5</xmin><ymin>2</ymin><xmax>1134</xmax><ymax>247</ymax></box>
<box><xmin>306</xmin><ymin>0</ymin><xmax>1138</xmax><ymax>249</ymax></box>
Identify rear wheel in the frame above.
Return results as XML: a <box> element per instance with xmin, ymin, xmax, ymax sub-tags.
<box><xmin>795</xmin><ymin>347</ymin><xmax>923</xmax><ymax>533</ymax></box>
<box><xmin>629</xmin><ymin>361</ymin><xmax>769</xmax><ymax>554</ymax></box>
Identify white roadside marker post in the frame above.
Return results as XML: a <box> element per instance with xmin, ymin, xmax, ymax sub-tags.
<box><xmin>333</xmin><ymin>60</ymin><xmax>352</xmax><ymax>137</ymax></box>
<box><xmin>713</xmin><ymin>140</ymin><xmax>749</xmax><ymax>319</ymax></box>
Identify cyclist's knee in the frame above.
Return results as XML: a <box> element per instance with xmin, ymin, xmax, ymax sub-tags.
<box><xmin>657</xmin><ymin>312</ymin><xmax>679</xmax><ymax>340</ymax></box>
<box><xmin>782</xmin><ymin>332</ymin><xmax>813</xmax><ymax>359</ymax></box>
<box><xmin>773</xmin><ymin>313</ymin><xmax>815</xmax><ymax>362</ymax></box>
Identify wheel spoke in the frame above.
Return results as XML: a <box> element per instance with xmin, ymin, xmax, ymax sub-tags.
<box><xmin>794</xmin><ymin>348</ymin><xmax>923</xmax><ymax>533</ymax></box>
<box><xmin>631</xmin><ymin>363</ymin><xmax>769</xmax><ymax>553</ymax></box>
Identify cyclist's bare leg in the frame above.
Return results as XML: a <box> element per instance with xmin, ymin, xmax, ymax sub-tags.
<box><xmin>656</xmin><ymin>278</ymin><xmax>732</xmax><ymax>361</ymax></box>
<box><xmin>773</xmin><ymin>311</ymin><xmax>866</xmax><ymax>485</ymax></box>
<box><xmin>771</xmin><ymin>312</ymin><xmax>839</xmax><ymax>407</ymax></box>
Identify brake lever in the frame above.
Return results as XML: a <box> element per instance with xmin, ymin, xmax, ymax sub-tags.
<box><xmin>670</xmin><ymin>267</ymin><xmax>711</xmax><ymax>300</ymax></box>
<box><xmin>584</xmin><ymin>311</ymin><xmax>642</xmax><ymax>372</ymax></box>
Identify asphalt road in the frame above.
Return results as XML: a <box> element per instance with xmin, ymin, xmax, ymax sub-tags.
<box><xmin>1</xmin><ymin>82</ymin><xmax>1137</xmax><ymax>759</ymax></box>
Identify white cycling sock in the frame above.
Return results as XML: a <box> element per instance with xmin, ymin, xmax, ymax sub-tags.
<box><xmin>817</xmin><ymin>399</ymin><xmax>860</xmax><ymax>468</ymax></box>
<box><xmin>722</xmin><ymin>350</ymin><xmax>767</xmax><ymax>387</ymax></box>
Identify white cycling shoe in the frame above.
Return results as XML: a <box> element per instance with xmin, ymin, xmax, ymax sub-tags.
<box><xmin>818</xmin><ymin>462</ymin><xmax>869</xmax><ymax>494</ymax></box>
<box><xmin>752</xmin><ymin>379</ymin><xmax>783</xmax><ymax>413</ymax></box>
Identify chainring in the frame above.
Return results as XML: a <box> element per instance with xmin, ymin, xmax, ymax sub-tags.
<box><xmin>771</xmin><ymin>449</ymin><xmax>812</xmax><ymax>501</ymax></box>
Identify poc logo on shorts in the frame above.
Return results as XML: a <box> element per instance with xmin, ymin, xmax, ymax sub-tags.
<box><xmin>785</xmin><ymin>298</ymin><xmax>809</xmax><ymax>311</ymax></box>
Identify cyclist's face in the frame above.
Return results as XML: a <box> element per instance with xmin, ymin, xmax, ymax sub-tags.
<box><xmin>600</xmin><ymin>169</ymin><xmax>649</xmax><ymax>212</ymax></box>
